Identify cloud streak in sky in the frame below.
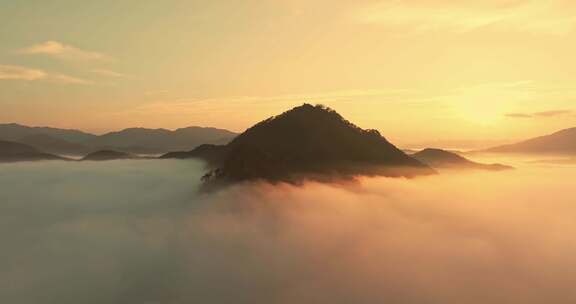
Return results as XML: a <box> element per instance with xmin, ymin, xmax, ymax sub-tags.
<box><xmin>19</xmin><ymin>41</ymin><xmax>109</xmax><ymax>61</ymax></box>
<box><xmin>353</xmin><ymin>0</ymin><xmax>576</xmax><ymax>35</ymax></box>
<box><xmin>0</xmin><ymin>64</ymin><xmax>92</xmax><ymax>85</ymax></box>
<box><xmin>506</xmin><ymin>110</ymin><xmax>572</xmax><ymax>118</ymax></box>
<box><xmin>91</xmin><ymin>69</ymin><xmax>127</xmax><ymax>78</ymax></box>
<box><xmin>0</xmin><ymin>64</ymin><xmax>46</xmax><ymax>81</ymax></box>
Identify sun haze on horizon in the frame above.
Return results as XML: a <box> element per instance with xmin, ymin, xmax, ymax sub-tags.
<box><xmin>1</xmin><ymin>0</ymin><xmax>576</xmax><ymax>148</ymax></box>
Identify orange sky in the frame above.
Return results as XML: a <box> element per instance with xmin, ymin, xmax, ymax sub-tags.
<box><xmin>1</xmin><ymin>0</ymin><xmax>575</xmax><ymax>148</ymax></box>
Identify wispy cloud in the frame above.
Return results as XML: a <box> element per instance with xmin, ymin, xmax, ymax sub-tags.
<box><xmin>506</xmin><ymin>110</ymin><xmax>572</xmax><ymax>118</ymax></box>
<box><xmin>0</xmin><ymin>65</ymin><xmax>46</xmax><ymax>81</ymax></box>
<box><xmin>91</xmin><ymin>69</ymin><xmax>126</xmax><ymax>78</ymax></box>
<box><xmin>352</xmin><ymin>0</ymin><xmax>576</xmax><ymax>35</ymax></box>
<box><xmin>50</xmin><ymin>73</ymin><xmax>93</xmax><ymax>85</ymax></box>
<box><xmin>0</xmin><ymin>64</ymin><xmax>92</xmax><ymax>85</ymax></box>
<box><xmin>506</xmin><ymin>113</ymin><xmax>533</xmax><ymax>118</ymax></box>
<box><xmin>533</xmin><ymin>110</ymin><xmax>573</xmax><ymax>117</ymax></box>
<box><xmin>19</xmin><ymin>41</ymin><xmax>109</xmax><ymax>61</ymax></box>
<box><xmin>132</xmin><ymin>88</ymin><xmax>420</xmax><ymax>113</ymax></box>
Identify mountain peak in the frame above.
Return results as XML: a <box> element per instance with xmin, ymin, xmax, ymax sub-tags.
<box><xmin>235</xmin><ymin>103</ymin><xmax>383</xmax><ymax>145</ymax></box>
<box><xmin>165</xmin><ymin>104</ymin><xmax>435</xmax><ymax>186</ymax></box>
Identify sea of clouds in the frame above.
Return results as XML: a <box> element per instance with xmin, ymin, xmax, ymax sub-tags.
<box><xmin>1</xmin><ymin>158</ymin><xmax>575</xmax><ymax>304</ymax></box>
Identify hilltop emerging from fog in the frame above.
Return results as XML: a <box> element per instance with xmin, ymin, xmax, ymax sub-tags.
<box><xmin>412</xmin><ymin>148</ymin><xmax>513</xmax><ymax>171</ymax></box>
<box><xmin>163</xmin><ymin>104</ymin><xmax>435</xmax><ymax>184</ymax></box>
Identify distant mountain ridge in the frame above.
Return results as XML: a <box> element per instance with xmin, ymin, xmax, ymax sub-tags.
<box><xmin>163</xmin><ymin>104</ymin><xmax>435</xmax><ymax>185</ymax></box>
<box><xmin>486</xmin><ymin>127</ymin><xmax>576</xmax><ymax>154</ymax></box>
<box><xmin>93</xmin><ymin>126</ymin><xmax>236</xmax><ymax>154</ymax></box>
<box><xmin>18</xmin><ymin>134</ymin><xmax>92</xmax><ymax>155</ymax></box>
<box><xmin>0</xmin><ymin>123</ymin><xmax>97</xmax><ymax>143</ymax></box>
<box><xmin>0</xmin><ymin>123</ymin><xmax>237</xmax><ymax>156</ymax></box>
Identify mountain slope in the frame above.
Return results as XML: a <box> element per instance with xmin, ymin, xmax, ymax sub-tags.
<box><xmin>413</xmin><ymin>148</ymin><xmax>513</xmax><ymax>171</ymax></box>
<box><xmin>0</xmin><ymin>140</ymin><xmax>65</xmax><ymax>162</ymax></box>
<box><xmin>486</xmin><ymin>127</ymin><xmax>576</xmax><ymax>154</ymax></box>
<box><xmin>165</xmin><ymin>104</ymin><xmax>435</xmax><ymax>184</ymax></box>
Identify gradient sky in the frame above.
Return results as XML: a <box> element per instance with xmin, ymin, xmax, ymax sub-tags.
<box><xmin>1</xmin><ymin>0</ymin><xmax>576</xmax><ymax>148</ymax></box>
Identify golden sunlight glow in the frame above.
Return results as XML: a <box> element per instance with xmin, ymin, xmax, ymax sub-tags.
<box><xmin>450</xmin><ymin>82</ymin><xmax>534</xmax><ymax>125</ymax></box>
<box><xmin>0</xmin><ymin>0</ymin><xmax>575</xmax><ymax>148</ymax></box>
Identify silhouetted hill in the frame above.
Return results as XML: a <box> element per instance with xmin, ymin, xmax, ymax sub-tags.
<box><xmin>18</xmin><ymin>134</ymin><xmax>91</xmax><ymax>155</ymax></box>
<box><xmin>486</xmin><ymin>127</ymin><xmax>576</xmax><ymax>154</ymax></box>
<box><xmin>160</xmin><ymin>144</ymin><xmax>228</xmax><ymax>165</ymax></box>
<box><xmin>0</xmin><ymin>140</ymin><xmax>65</xmax><ymax>162</ymax></box>
<box><xmin>165</xmin><ymin>104</ymin><xmax>434</xmax><ymax>184</ymax></box>
<box><xmin>82</xmin><ymin>150</ymin><xmax>137</xmax><ymax>161</ymax></box>
<box><xmin>88</xmin><ymin>127</ymin><xmax>237</xmax><ymax>154</ymax></box>
<box><xmin>413</xmin><ymin>148</ymin><xmax>513</xmax><ymax>171</ymax></box>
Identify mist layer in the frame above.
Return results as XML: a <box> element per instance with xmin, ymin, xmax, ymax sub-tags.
<box><xmin>1</xmin><ymin>159</ymin><xmax>575</xmax><ymax>304</ymax></box>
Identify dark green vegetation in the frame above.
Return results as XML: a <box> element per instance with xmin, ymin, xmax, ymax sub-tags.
<box><xmin>413</xmin><ymin>148</ymin><xmax>513</xmax><ymax>171</ymax></box>
<box><xmin>163</xmin><ymin>104</ymin><xmax>435</xmax><ymax>184</ymax></box>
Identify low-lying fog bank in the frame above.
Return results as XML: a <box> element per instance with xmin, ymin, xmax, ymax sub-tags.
<box><xmin>1</xmin><ymin>158</ymin><xmax>575</xmax><ymax>304</ymax></box>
